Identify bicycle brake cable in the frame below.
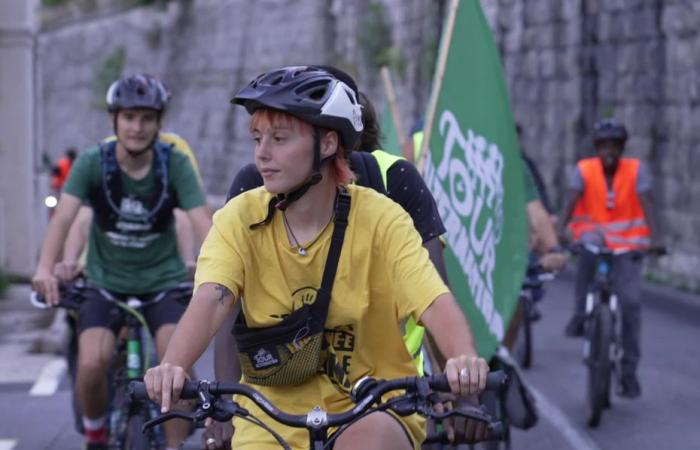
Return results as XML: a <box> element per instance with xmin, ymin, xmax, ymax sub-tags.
<box><xmin>236</xmin><ymin>414</ymin><xmax>291</xmax><ymax>450</ymax></box>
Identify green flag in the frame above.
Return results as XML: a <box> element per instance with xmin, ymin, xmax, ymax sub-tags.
<box><xmin>422</xmin><ymin>0</ymin><xmax>528</xmax><ymax>359</ymax></box>
<box><xmin>379</xmin><ymin>103</ymin><xmax>402</xmax><ymax>156</ymax></box>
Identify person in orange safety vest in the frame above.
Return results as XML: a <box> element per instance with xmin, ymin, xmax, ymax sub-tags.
<box><xmin>51</xmin><ymin>147</ymin><xmax>78</xmax><ymax>192</ymax></box>
<box><xmin>558</xmin><ymin>118</ymin><xmax>663</xmax><ymax>399</ymax></box>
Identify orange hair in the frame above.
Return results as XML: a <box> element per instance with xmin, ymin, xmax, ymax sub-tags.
<box><xmin>250</xmin><ymin>109</ymin><xmax>356</xmax><ymax>185</ymax></box>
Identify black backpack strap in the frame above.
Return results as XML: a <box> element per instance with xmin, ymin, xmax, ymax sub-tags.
<box><xmin>350</xmin><ymin>152</ymin><xmax>386</xmax><ymax>194</ymax></box>
<box><xmin>311</xmin><ymin>190</ymin><xmax>351</xmax><ymax>323</ymax></box>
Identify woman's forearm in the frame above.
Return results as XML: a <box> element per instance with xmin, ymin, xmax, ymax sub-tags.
<box><xmin>421</xmin><ymin>293</ymin><xmax>479</xmax><ymax>359</ymax></box>
<box><xmin>162</xmin><ymin>283</ymin><xmax>236</xmax><ymax>370</ymax></box>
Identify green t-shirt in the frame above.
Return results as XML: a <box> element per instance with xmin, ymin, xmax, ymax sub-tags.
<box><xmin>63</xmin><ymin>143</ymin><xmax>206</xmax><ymax>294</ymax></box>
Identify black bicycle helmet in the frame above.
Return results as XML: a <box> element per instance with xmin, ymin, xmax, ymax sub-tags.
<box><xmin>232</xmin><ymin>66</ymin><xmax>363</xmax><ymax>151</ymax></box>
<box><xmin>106</xmin><ymin>74</ymin><xmax>170</xmax><ymax>113</ymax></box>
<box><xmin>593</xmin><ymin>118</ymin><xmax>628</xmax><ymax>143</ymax></box>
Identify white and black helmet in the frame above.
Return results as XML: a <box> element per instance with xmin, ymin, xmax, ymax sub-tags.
<box><xmin>232</xmin><ymin>66</ymin><xmax>363</xmax><ymax>151</ymax></box>
<box><xmin>106</xmin><ymin>74</ymin><xmax>170</xmax><ymax>113</ymax></box>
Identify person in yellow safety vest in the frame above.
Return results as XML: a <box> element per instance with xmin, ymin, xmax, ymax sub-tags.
<box><xmin>558</xmin><ymin>118</ymin><xmax>664</xmax><ymax>399</ymax></box>
<box><xmin>400</xmin><ymin>117</ymin><xmax>425</xmax><ymax>164</ymax></box>
<box><xmin>203</xmin><ymin>68</ymin><xmax>482</xmax><ymax>450</ymax></box>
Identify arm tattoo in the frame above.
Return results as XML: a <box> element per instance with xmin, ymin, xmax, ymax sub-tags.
<box><xmin>213</xmin><ymin>284</ymin><xmax>234</xmax><ymax>306</ymax></box>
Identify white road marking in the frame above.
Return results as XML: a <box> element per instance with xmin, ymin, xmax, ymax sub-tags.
<box><xmin>0</xmin><ymin>439</ymin><xmax>17</xmax><ymax>450</ymax></box>
<box><xmin>29</xmin><ymin>358</ymin><xmax>67</xmax><ymax>396</ymax></box>
<box><xmin>531</xmin><ymin>386</ymin><xmax>603</xmax><ymax>450</ymax></box>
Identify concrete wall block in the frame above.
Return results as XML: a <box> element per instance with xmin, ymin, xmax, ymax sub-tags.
<box><xmin>667</xmin><ymin>38</ymin><xmax>696</xmax><ymax>72</ymax></box>
<box><xmin>661</xmin><ymin>3</ymin><xmax>700</xmax><ymax>37</ymax></box>
<box><xmin>598</xmin><ymin>12</ymin><xmax>625</xmax><ymax>43</ymax></box>
<box><xmin>601</xmin><ymin>0</ymin><xmax>635</xmax><ymax>13</ymax></box>
<box><xmin>627</xmin><ymin>8</ymin><xmax>660</xmax><ymax>40</ymax></box>
<box><xmin>557</xmin><ymin>47</ymin><xmax>580</xmax><ymax>77</ymax></box>
<box><xmin>538</xmin><ymin>49</ymin><xmax>557</xmax><ymax>78</ymax></box>
<box><xmin>555</xmin><ymin>20</ymin><xmax>583</xmax><ymax>47</ymax></box>
<box><xmin>560</xmin><ymin>0</ymin><xmax>582</xmax><ymax>21</ymax></box>
<box><xmin>523</xmin><ymin>0</ymin><xmax>554</xmax><ymax>26</ymax></box>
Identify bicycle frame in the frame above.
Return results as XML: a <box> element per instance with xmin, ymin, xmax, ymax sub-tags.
<box><xmin>581</xmin><ymin>246</ymin><xmax>624</xmax><ymax>384</ymax></box>
<box><xmin>32</xmin><ymin>281</ymin><xmax>192</xmax><ymax>449</ymax></box>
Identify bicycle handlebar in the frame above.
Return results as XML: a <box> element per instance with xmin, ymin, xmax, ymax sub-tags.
<box><xmin>30</xmin><ymin>281</ymin><xmax>193</xmax><ymax>311</ymax></box>
<box><xmin>130</xmin><ymin>371</ymin><xmax>507</xmax><ymax>433</ymax></box>
<box><xmin>568</xmin><ymin>242</ymin><xmax>667</xmax><ymax>257</ymax></box>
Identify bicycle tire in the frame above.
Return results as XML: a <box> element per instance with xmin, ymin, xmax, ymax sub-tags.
<box><xmin>515</xmin><ymin>300</ymin><xmax>533</xmax><ymax>369</ymax></box>
<box><xmin>123</xmin><ymin>413</ymin><xmax>151</xmax><ymax>450</ymax></box>
<box><xmin>585</xmin><ymin>303</ymin><xmax>613</xmax><ymax>428</ymax></box>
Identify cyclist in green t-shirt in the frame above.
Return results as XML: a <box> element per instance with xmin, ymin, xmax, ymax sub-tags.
<box><xmin>31</xmin><ymin>74</ymin><xmax>212</xmax><ymax>450</ymax></box>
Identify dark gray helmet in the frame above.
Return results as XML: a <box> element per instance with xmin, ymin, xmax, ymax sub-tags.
<box><xmin>593</xmin><ymin>118</ymin><xmax>628</xmax><ymax>143</ymax></box>
<box><xmin>106</xmin><ymin>74</ymin><xmax>170</xmax><ymax>113</ymax></box>
<box><xmin>232</xmin><ymin>66</ymin><xmax>363</xmax><ymax>150</ymax></box>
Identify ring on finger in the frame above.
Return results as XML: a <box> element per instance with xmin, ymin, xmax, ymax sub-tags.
<box><xmin>206</xmin><ymin>437</ymin><xmax>216</xmax><ymax>447</ymax></box>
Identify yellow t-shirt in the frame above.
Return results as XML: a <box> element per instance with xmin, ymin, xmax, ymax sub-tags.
<box><xmin>195</xmin><ymin>184</ymin><xmax>449</xmax><ymax>449</ymax></box>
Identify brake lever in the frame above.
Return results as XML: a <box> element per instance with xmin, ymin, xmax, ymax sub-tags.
<box><xmin>430</xmin><ymin>403</ymin><xmax>493</xmax><ymax>423</ymax></box>
<box><xmin>210</xmin><ymin>399</ymin><xmax>250</xmax><ymax>422</ymax></box>
<box><xmin>143</xmin><ymin>410</ymin><xmax>196</xmax><ymax>432</ymax></box>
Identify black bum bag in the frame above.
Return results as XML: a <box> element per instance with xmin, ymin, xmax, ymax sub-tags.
<box><xmin>233</xmin><ymin>191</ymin><xmax>350</xmax><ymax>387</ymax></box>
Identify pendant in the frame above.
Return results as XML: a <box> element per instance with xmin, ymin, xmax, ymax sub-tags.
<box><xmin>298</xmin><ymin>247</ymin><xmax>308</xmax><ymax>256</ymax></box>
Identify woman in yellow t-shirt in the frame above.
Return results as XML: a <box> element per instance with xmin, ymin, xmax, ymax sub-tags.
<box><xmin>144</xmin><ymin>66</ymin><xmax>489</xmax><ymax>450</ymax></box>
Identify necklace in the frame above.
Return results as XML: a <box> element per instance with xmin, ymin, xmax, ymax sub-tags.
<box><xmin>282</xmin><ymin>211</ymin><xmax>334</xmax><ymax>256</ymax></box>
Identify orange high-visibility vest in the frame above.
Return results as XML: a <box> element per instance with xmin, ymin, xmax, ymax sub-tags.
<box><xmin>568</xmin><ymin>157</ymin><xmax>650</xmax><ymax>250</ymax></box>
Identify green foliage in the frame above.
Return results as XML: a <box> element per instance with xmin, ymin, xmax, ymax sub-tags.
<box><xmin>420</xmin><ymin>35</ymin><xmax>439</xmax><ymax>85</ymax></box>
<box><xmin>41</xmin><ymin>0</ymin><xmax>69</xmax><ymax>7</ymax></box>
<box><xmin>0</xmin><ymin>267</ymin><xmax>8</xmax><ymax>298</ymax></box>
<box><xmin>93</xmin><ymin>46</ymin><xmax>126</xmax><ymax>108</ymax></box>
<box><xmin>601</xmin><ymin>104</ymin><xmax>616</xmax><ymax>118</ymax></box>
<box><xmin>358</xmin><ymin>2</ymin><xmax>407</xmax><ymax>76</ymax></box>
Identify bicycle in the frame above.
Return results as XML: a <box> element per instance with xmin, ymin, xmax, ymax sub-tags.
<box><xmin>31</xmin><ymin>279</ymin><xmax>192</xmax><ymax>450</ymax></box>
<box><xmin>129</xmin><ymin>371</ymin><xmax>508</xmax><ymax>450</ymax></box>
<box><xmin>570</xmin><ymin>243</ymin><xmax>661</xmax><ymax>427</ymax></box>
<box><xmin>514</xmin><ymin>264</ymin><xmax>556</xmax><ymax>369</ymax></box>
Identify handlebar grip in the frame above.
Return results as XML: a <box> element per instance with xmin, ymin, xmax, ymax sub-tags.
<box><xmin>485</xmin><ymin>371</ymin><xmax>508</xmax><ymax>392</ymax></box>
<box><xmin>179</xmin><ymin>380</ymin><xmax>205</xmax><ymax>399</ymax></box>
<box><xmin>128</xmin><ymin>381</ymin><xmax>149</xmax><ymax>402</ymax></box>
<box><xmin>429</xmin><ymin>371</ymin><xmax>508</xmax><ymax>393</ymax></box>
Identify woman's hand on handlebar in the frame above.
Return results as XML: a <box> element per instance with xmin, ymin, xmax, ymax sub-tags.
<box><xmin>444</xmin><ymin>354</ymin><xmax>489</xmax><ymax>396</ymax></box>
<box><xmin>144</xmin><ymin>362</ymin><xmax>189</xmax><ymax>413</ymax></box>
<box><xmin>202</xmin><ymin>418</ymin><xmax>234</xmax><ymax>450</ymax></box>
<box><xmin>434</xmin><ymin>394</ymin><xmax>489</xmax><ymax>444</ymax></box>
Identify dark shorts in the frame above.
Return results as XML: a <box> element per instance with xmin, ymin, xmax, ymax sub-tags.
<box><xmin>77</xmin><ymin>287</ymin><xmax>189</xmax><ymax>336</ymax></box>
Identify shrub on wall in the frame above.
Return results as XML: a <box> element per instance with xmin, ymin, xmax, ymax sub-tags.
<box><xmin>358</xmin><ymin>2</ymin><xmax>407</xmax><ymax>76</ymax></box>
<box><xmin>93</xmin><ymin>46</ymin><xmax>126</xmax><ymax>108</ymax></box>
<box><xmin>0</xmin><ymin>267</ymin><xmax>8</xmax><ymax>298</ymax></box>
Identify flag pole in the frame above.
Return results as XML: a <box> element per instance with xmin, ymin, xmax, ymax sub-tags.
<box><xmin>417</xmin><ymin>0</ymin><xmax>460</xmax><ymax>174</ymax></box>
<box><xmin>380</xmin><ymin>66</ymin><xmax>407</xmax><ymax>154</ymax></box>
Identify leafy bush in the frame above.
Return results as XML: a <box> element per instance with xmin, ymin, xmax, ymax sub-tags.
<box><xmin>0</xmin><ymin>267</ymin><xmax>8</xmax><ymax>298</ymax></box>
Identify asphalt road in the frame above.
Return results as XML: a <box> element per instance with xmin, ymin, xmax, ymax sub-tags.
<box><xmin>0</xmin><ymin>275</ymin><xmax>698</xmax><ymax>450</ymax></box>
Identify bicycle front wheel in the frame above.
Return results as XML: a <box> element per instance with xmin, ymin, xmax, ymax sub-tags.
<box><xmin>123</xmin><ymin>413</ymin><xmax>151</xmax><ymax>450</ymax></box>
<box><xmin>515</xmin><ymin>300</ymin><xmax>533</xmax><ymax>369</ymax></box>
<box><xmin>585</xmin><ymin>304</ymin><xmax>613</xmax><ymax>428</ymax></box>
